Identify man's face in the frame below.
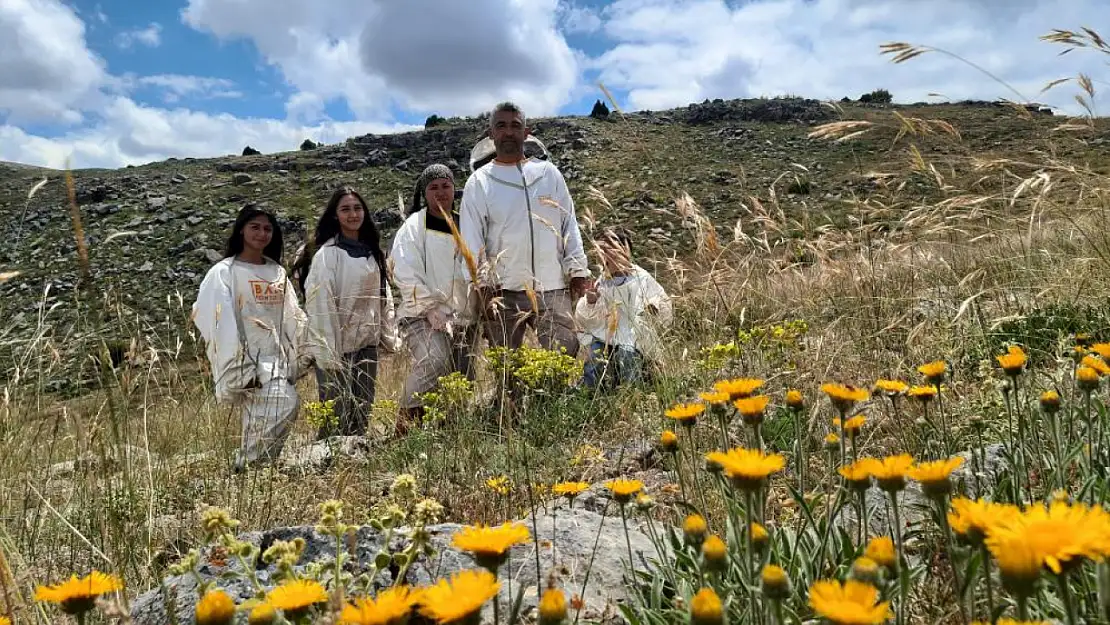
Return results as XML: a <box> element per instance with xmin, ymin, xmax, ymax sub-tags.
<box><xmin>490</xmin><ymin>110</ymin><xmax>528</xmax><ymax>159</ymax></box>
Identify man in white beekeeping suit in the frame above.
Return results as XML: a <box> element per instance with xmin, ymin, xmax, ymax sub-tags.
<box><xmin>459</xmin><ymin>101</ymin><xmax>592</xmax><ymax>355</ymax></box>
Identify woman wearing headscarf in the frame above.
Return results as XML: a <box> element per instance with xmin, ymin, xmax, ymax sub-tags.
<box><xmin>390</xmin><ymin>164</ymin><xmax>479</xmax><ymax>428</ymax></box>
<box><xmin>192</xmin><ymin>205</ymin><xmax>307</xmax><ymax>471</ymax></box>
<box><xmin>293</xmin><ymin>186</ymin><xmax>400</xmax><ymax>439</ymax></box>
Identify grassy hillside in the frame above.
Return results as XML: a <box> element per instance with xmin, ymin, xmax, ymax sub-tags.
<box><xmin>6</xmin><ymin>70</ymin><xmax>1110</xmax><ymax>625</ymax></box>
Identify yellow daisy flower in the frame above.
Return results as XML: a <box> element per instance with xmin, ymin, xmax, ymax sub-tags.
<box><xmin>986</xmin><ymin>500</ymin><xmax>1110</xmax><ymax>575</ymax></box>
<box><xmin>690</xmin><ymin>587</ymin><xmax>723</xmax><ymax>625</ymax></box>
<box><xmin>551</xmin><ymin>481</ymin><xmax>589</xmax><ymax>498</ymax></box>
<box><xmin>683</xmin><ymin>514</ymin><xmax>708</xmax><ymax>544</ymax></box>
<box><xmin>833</xmin><ymin>415</ymin><xmax>867</xmax><ymax>437</ymax></box>
<box><xmin>839</xmin><ymin>459</ymin><xmax>876</xmax><ymax>491</ymax></box>
<box><xmin>908</xmin><ymin>456</ymin><xmax>964</xmax><ymax>497</ymax></box>
<box><xmin>870</xmin><ymin>454</ymin><xmax>915</xmax><ymax>492</ymax></box>
<box><xmin>340</xmin><ymin>586</ymin><xmax>420</xmax><ymax>625</ymax></box>
<box><xmin>907</xmin><ymin>386</ymin><xmax>937</xmax><ymax>402</ymax></box>
<box><xmin>1082</xmin><ymin>354</ymin><xmax>1110</xmax><ymax>377</ymax></box>
<box><xmin>714</xmin><ymin>377</ymin><xmax>765</xmax><ymax>400</ymax></box>
<box><xmin>1077</xmin><ymin>366</ymin><xmax>1101</xmax><ymax>392</ymax></box>
<box><xmin>604</xmin><ymin>478</ymin><xmax>644</xmax><ymax>504</ymax></box>
<box><xmin>733</xmin><ymin>395</ymin><xmax>771</xmax><ymax>425</ymax></box>
<box><xmin>873</xmin><ymin>379</ymin><xmax>908</xmax><ymax>396</ymax></box>
<box><xmin>996</xmin><ymin>345</ymin><xmax>1027</xmax><ymax>376</ymax></box>
<box><xmin>419</xmin><ymin>569</ymin><xmax>500</xmax><ymax>624</ymax></box>
<box><xmin>452</xmin><ymin>523</ymin><xmax>531</xmax><ymax>570</ymax></box>
<box><xmin>704</xmin><ymin>448</ymin><xmax>786</xmax><ymax>491</ymax></box>
<box><xmin>785</xmin><ymin>389</ymin><xmax>804</xmax><ymax>410</ymax></box>
<box><xmin>917</xmin><ymin>360</ymin><xmax>947</xmax><ymax>384</ymax></box>
<box><xmin>538</xmin><ymin>588</ymin><xmax>568</xmax><ymax>625</ymax></box>
<box><xmin>1039</xmin><ymin>390</ymin><xmax>1061</xmax><ymax>414</ymax></box>
<box><xmin>699</xmin><ymin>390</ymin><xmax>731</xmax><ymax>405</ymax></box>
<box><xmin>807</xmin><ymin>579</ymin><xmax>892</xmax><ymax>625</ymax></box>
<box><xmin>864</xmin><ymin>536</ymin><xmax>897</xmax><ymax>570</ymax></box>
<box><xmin>761</xmin><ymin>564</ymin><xmax>791</xmax><ymax>599</ymax></box>
<box><xmin>1090</xmin><ymin>342</ymin><xmax>1110</xmax><ymax>360</ymax></box>
<box><xmin>196</xmin><ymin>589</ymin><xmax>236</xmax><ymax>625</ymax></box>
<box><xmin>948</xmin><ymin>497</ymin><xmax>1020</xmax><ymax>546</ymax></box>
<box><xmin>34</xmin><ymin>571</ymin><xmax>123</xmax><ymax>615</ymax></box>
<box><xmin>659</xmin><ymin>430</ymin><xmax>679</xmax><ymax>453</ymax></box>
<box><xmin>702</xmin><ymin>535</ymin><xmax>727</xmax><ymax>571</ymax></box>
<box><xmin>666</xmin><ymin>402</ymin><xmax>705</xmax><ymax>425</ymax></box>
<box><xmin>265</xmin><ymin>580</ymin><xmax>328</xmax><ymax>616</ymax></box>
<box><xmin>820</xmin><ymin>383</ymin><xmax>869</xmax><ymax>413</ymax></box>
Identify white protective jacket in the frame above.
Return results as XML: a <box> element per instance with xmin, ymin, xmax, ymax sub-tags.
<box><xmin>390</xmin><ymin>209</ymin><xmax>477</xmax><ymax>325</ymax></box>
<box><xmin>459</xmin><ymin>158</ymin><xmax>591</xmax><ymax>293</ymax></box>
<box><xmin>303</xmin><ymin>238</ymin><xmax>401</xmax><ymax>370</ymax></box>
<box><xmin>574</xmin><ymin>264</ymin><xmax>673</xmax><ymax>363</ymax></box>
<box><xmin>191</xmin><ymin>257</ymin><xmax>307</xmax><ymax>404</ymax></box>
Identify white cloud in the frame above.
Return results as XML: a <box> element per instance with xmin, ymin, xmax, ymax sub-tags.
<box><xmin>0</xmin><ymin>97</ymin><xmax>418</xmax><ymax>169</ymax></box>
<box><xmin>181</xmin><ymin>0</ymin><xmax>581</xmax><ymax>119</ymax></box>
<box><xmin>0</xmin><ymin>0</ymin><xmax>106</xmax><ymax>124</ymax></box>
<box><xmin>560</xmin><ymin>3</ymin><xmax>603</xmax><ymax>34</ymax></box>
<box><xmin>285</xmin><ymin>92</ymin><xmax>327</xmax><ymax>124</ymax></box>
<box><xmin>125</xmin><ymin>74</ymin><xmax>242</xmax><ymax>103</ymax></box>
<box><xmin>116</xmin><ymin>22</ymin><xmax>162</xmax><ymax>49</ymax></box>
<box><xmin>593</xmin><ymin>0</ymin><xmax>1109</xmax><ymax>115</ymax></box>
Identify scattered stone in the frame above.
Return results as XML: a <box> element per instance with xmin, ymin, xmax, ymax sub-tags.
<box><xmin>147</xmin><ymin>197</ymin><xmax>168</xmax><ymax>211</ymax></box>
<box><xmin>186</xmin><ymin>215</ymin><xmax>205</xmax><ymax>226</ymax></box>
<box><xmin>171</xmin><ymin>174</ymin><xmax>188</xmax><ymax>184</ymax></box>
<box><xmin>129</xmin><ymin>505</ymin><xmax>658</xmax><ymax>625</ymax></box>
<box><xmin>139</xmin><ymin>261</ymin><xmax>154</xmax><ymax>272</ymax></box>
<box><xmin>282</xmin><ymin>435</ymin><xmax>376</xmax><ymax>472</ymax></box>
<box><xmin>232</xmin><ymin>173</ymin><xmax>254</xmax><ymax>186</ymax></box>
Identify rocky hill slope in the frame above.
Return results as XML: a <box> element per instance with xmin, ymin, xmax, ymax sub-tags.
<box><xmin>1</xmin><ymin>96</ymin><xmax>1105</xmax><ymax>391</ymax></box>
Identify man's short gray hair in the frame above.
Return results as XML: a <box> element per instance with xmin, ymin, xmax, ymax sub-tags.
<box><xmin>490</xmin><ymin>101</ymin><xmax>525</xmax><ymax>127</ymax></box>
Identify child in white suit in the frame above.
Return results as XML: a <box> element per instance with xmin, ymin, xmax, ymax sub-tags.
<box><xmin>574</xmin><ymin>227</ymin><xmax>672</xmax><ymax>388</ymax></box>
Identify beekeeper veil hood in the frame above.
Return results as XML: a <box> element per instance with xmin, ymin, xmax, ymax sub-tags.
<box><xmin>409</xmin><ymin>163</ymin><xmax>455</xmax><ymax>215</ymax></box>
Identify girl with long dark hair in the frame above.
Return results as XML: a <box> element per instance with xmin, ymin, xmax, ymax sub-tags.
<box><xmin>390</xmin><ymin>164</ymin><xmax>478</xmax><ymax>428</ymax></box>
<box><xmin>296</xmin><ymin>186</ymin><xmax>399</xmax><ymax>438</ymax></box>
<box><xmin>192</xmin><ymin>205</ymin><xmax>307</xmax><ymax>471</ymax></box>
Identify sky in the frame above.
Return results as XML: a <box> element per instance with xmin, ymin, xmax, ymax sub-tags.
<box><xmin>0</xmin><ymin>0</ymin><xmax>1106</xmax><ymax>169</ymax></box>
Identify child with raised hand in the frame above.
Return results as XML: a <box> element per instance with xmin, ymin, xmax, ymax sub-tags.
<box><xmin>575</xmin><ymin>227</ymin><xmax>672</xmax><ymax>389</ymax></box>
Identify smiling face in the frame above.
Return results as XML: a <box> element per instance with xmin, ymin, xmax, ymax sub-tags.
<box><xmin>424</xmin><ymin>178</ymin><xmax>455</xmax><ymax>216</ymax></box>
<box><xmin>490</xmin><ymin>109</ymin><xmax>528</xmax><ymax>161</ymax></box>
<box><xmin>336</xmin><ymin>193</ymin><xmax>365</xmax><ymax>238</ymax></box>
<box><xmin>241</xmin><ymin>214</ymin><xmax>273</xmax><ymax>255</ymax></box>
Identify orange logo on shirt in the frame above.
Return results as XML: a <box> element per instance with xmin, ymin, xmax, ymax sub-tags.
<box><xmin>249</xmin><ymin>280</ymin><xmax>285</xmax><ymax>306</ymax></box>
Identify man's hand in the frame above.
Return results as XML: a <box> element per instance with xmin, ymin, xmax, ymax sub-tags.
<box><xmin>478</xmin><ymin>285</ymin><xmax>500</xmax><ymax>319</ymax></box>
<box><xmin>585</xmin><ymin>280</ymin><xmax>600</xmax><ymax>304</ymax></box>
<box><xmin>570</xmin><ymin>276</ymin><xmax>591</xmax><ymax>300</ymax></box>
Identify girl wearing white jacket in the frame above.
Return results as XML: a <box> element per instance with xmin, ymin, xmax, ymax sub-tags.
<box><xmin>292</xmin><ymin>187</ymin><xmax>399</xmax><ymax>438</ymax></box>
<box><xmin>192</xmin><ymin>205</ymin><xmax>307</xmax><ymax>471</ymax></box>
<box><xmin>390</xmin><ymin>164</ymin><xmax>478</xmax><ymax>426</ymax></box>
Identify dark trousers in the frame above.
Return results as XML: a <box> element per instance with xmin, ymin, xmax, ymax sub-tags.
<box><xmin>314</xmin><ymin>344</ymin><xmax>377</xmax><ymax>438</ymax></box>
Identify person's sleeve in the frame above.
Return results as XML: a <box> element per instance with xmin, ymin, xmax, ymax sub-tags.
<box><xmin>192</xmin><ymin>263</ymin><xmax>251</xmax><ymax>403</ymax></box>
<box><xmin>458</xmin><ymin>177</ymin><xmax>489</xmax><ymax>287</ymax></box>
<box><xmin>391</xmin><ymin>217</ymin><xmax>438</xmax><ymax>318</ymax></box>
<box><xmin>303</xmin><ymin>248</ymin><xmax>342</xmax><ymax>370</ymax></box>
<box><xmin>379</xmin><ymin>280</ymin><xmax>403</xmax><ymax>354</ymax></box>
<box><xmin>575</xmin><ymin>294</ymin><xmax>607</xmax><ymax>329</ymax></box>
<box><xmin>641</xmin><ymin>271</ymin><xmax>673</xmax><ymax>327</ymax></box>
<box><xmin>552</xmin><ymin>165</ymin><xmax>591</xmax><ymax>280</ymax></box>
<box><xmin>283</xmin><ymin>274</ymin><xmax>313</xmax><ymax>376</ymax></box>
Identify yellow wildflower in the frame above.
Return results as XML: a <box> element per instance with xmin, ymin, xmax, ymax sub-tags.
<box><xmin>340</xmin><ymin>586</ymin><xmax>420</xmax><ymax>625</ymax></box>
<box><xmin>704</xmin><ymin>448</ymin><xmax>786</xmax><ymax>491</ymax></box>
<box><xmin>689</xmin><ymin>588</ymin><xmax>723</xmax><ymax>625</ymax></box>
<box><xmin>419</xmin><ymin>569</ymin><xmax>500</xmax><ymax>624</ymax></box>
<box><xmin>196</xmin><ymin>589</ymin><xmax>236</xmax><ymax>625</ymax></box>
<box><xmin>808</xmin><ymin>579</ymin><xmax>892</xmax><ymax>625</ymax></box>
<box><xmin>34</xmin><ymin>571</ymin><xmax>123</xmax><ymax>615</ymax></box>
<box><xmin>605</xmin><ymin>478</ymin><xmax>644</xmax><ymax>504</ymax></box>
<box><xmin>452</xmin><ymin>523</ymin><xmax>531</xmax><ymax>570</ymax></box>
